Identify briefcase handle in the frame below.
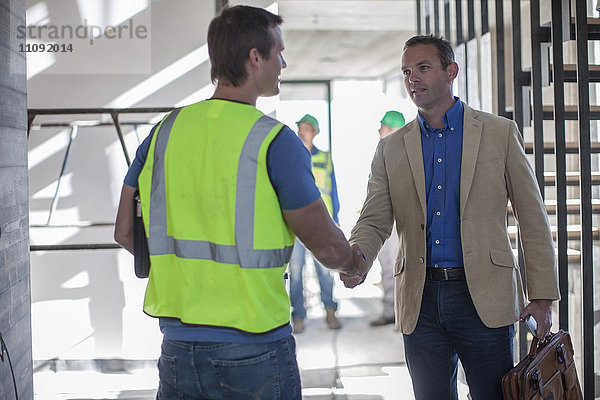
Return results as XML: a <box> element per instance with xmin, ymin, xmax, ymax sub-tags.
<box><xmin>528</xmin><ymin>337</ymin><xmax>541</xmax><ymax>357</ymax></box>
<box><xmin>528</xmin><ymin>331</ymin><xmax>556</xmax><ymax>357</ymax></box>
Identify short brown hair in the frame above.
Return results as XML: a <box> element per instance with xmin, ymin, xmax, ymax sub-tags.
<box><xmin>403</xmin><ymin>34</ymin><xmax>455</xmax><ymax>70</ymax></box>
<box><xmin>207</xmin><ymin>5</ymin><xmax>283</xmax><ymax>87</ymax></box>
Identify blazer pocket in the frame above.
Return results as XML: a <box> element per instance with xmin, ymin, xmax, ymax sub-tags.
<box><xmin>489</xmin><ymin>249</ymin><xmax>516</xmax><ymax>268</ymax></box>
<box><xmin>476</xmin><ymin>158</ymin><xmax>502</xmax><ymax>170</ymax></box>
<box><xmin>393</xmin><ymin>257</ymin><xmax>405</xmax><ymax>277</ymax></box>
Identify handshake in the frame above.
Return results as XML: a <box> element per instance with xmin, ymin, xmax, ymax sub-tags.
<box><xmin>338</xmin><ymin>243</ymin><xmax>369</xmax><ymax>288</ymax></box>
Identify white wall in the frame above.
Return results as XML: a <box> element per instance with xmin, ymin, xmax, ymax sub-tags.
<box><xmin>329</xmin><ymin>80</ymin><xmax>416</xmax><ymax>237</ymax></box>
<box><xmin>26</xmin><ymin>0</ymin><xmax>215</xmax><ymax>108</ymax></box>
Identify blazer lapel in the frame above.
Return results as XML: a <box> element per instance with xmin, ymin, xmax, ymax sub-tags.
<box><xmin>404</xmin><ymin>121</ymin><xmax>427</xmax><ymax>217</ymax></box>
<box><xmin>460</xmin><ymin>104</ymin><xmax>483</xmax><ymax>215</ymax></box>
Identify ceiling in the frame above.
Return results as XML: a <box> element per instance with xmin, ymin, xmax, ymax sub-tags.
<box><xmin>232</xmin><ymin>0</ymin><xmax>418</xmax><ymax>80</ymax></box>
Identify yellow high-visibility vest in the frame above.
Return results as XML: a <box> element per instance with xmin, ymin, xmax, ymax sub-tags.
<box><xmin>311</xmin><ymin>150</ymin><xmax>334</xmax><ymax>216</ymax></box>
<box><xmin>138</xmin><ymin>99</ymin><xmax>295</xmax><ymax>333</ymax></box>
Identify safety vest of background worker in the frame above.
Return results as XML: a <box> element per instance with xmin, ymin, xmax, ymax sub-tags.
<box><xmin>137</xmin><ymin>100</ymin><xmax>295</xmax><ymax>333</ymax></box>
<box><xmin>296</xmin><ymin>114</ymin><xmax>335</xmax><ymax>217</ymax></box>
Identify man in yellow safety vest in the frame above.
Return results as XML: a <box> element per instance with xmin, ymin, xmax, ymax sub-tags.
<box><xmin>289</xmin><ymin>114</ymin><xmax>342</xmax><ymax>333</ymax></box>
<box><xmin>114</xmin><ymin>6</ymin><xmax>366</xmax><ymax>399</ymax></box>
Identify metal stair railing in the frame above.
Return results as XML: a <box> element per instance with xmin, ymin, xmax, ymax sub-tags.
<box><xmin>573</xmin><ymin>2</ymin><xmax>595</xmax><ymax>398</ymax></box>
<box><xmin>28</xmin><ymin>107</ymin><xmax>174</xmax><ymax>252</ymax></box>
<box><xmin>530</xmin><ymin>0</ymin><xmax>596</xmax><ymax>397</ymax></box>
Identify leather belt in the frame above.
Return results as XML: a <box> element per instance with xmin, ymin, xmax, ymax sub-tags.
<box><xmin>425</xmin><ymin>267</ymin><xmax>465</xmax><ymax>281</ymax></box>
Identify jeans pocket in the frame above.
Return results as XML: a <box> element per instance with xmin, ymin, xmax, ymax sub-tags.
<box><xmin>212</xmin><ymin>350</ymin><xmax>280</xmax><ymax>399</ymax></box>
<box><xmin>157</xmin><ymin>353</ymin><xmax>183</xmax><ymax>399</ymax></box>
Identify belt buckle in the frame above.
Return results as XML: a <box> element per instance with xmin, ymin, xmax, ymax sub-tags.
<box><xmin>443</xmin><ymin>268</ymin><xmax>449</xmax><ymax>280</ymax></box>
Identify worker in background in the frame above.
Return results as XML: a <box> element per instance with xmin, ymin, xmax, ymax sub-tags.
<box><xmin>114</xmin><ymin>6</ymin><xmax>365</xmax><ymax>399</ymax></box>
<box><xmin>289</xmin><ymin>114</ymin><xmax>342</xmax><ymax>333</ymax></box>
<box><xmin>370</xmin><ymin>111</ymin><xmax>405</xmax><ymax>327</ymax></box>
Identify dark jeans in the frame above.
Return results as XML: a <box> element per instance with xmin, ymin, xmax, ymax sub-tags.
<box><xmin>157</xmin><ymin>335</ymin><xmax>302</xmax><ymax>399</ymax></box>
<box><xmin>403</xmin><ymin>278</ymin><xmax>515</xmax><ymax>400</ymax></box>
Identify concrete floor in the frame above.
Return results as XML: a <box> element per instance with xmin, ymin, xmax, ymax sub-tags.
<box><xmin>33</xmin><ymin>269</ymin><xmax>470</xmax><ymax>400</ymax></box>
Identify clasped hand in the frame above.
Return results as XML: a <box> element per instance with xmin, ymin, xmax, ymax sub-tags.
<box><xmin>519</xmin><ymin>299</ymin><xmax>553</xmax><ymax>339</ymax></box>
<box><xmin>339</xmin><ymin>244</ymin><xmax>368</xmax><ymax>288</ymax></box>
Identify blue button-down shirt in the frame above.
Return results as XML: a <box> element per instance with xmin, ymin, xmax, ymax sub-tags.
<box><xmin>418</xmin><ymin>98</ymin><xmax>465</xmax><ymax>268</ymax></box>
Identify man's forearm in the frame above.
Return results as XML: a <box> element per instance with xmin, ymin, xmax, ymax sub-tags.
<box><xmin>282</xmin><ymin>198</ymin><xmax>365</xmax><ymax>276</ymax></box>
<box><xmin>310</xmin><ymin>232</ymin><xmax>355</xmax><ymax>273</ymax></box>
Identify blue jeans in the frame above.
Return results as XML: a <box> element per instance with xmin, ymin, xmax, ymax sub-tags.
<box><xmin>288</xmin><ymin>238</ymin><xmax>337</xmax><ymax>320</ymax></box>
<box><xmin>156</xmin><ymin>335</ymin><xmax>302</xmax><ymax>399</ymax></box>
<box><xmin>403</xmin><ymin>278</ymin><xmax>515</xmax><ymax>400</ymax></box>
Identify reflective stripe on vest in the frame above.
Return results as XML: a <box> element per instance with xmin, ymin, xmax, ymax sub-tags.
<box><xmin>147</xmin><ymin>111</ymin><xmax>293</xmax><ymax>268</ymax></box>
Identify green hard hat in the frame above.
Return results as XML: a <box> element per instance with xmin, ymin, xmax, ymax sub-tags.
<box><xmin>296</xmin><ymin>114</ymin><xmax>320</xmax><ymax>133</ymax></box>
<box><xmin>380</xmin><ymin>111</ymin><xmax>405</xmax><ymax>128</ymax></box>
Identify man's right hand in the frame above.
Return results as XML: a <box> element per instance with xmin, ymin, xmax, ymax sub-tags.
<box><xmin>339</xmin><ymin>244</ymin><xmax>368</xmax><ymax>288</ymax></box>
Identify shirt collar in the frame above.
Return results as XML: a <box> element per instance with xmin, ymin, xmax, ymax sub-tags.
<box><xmin>418</xmin><ymin>97</ymin><xmax>463</xmax><ymax>134</ymax></box>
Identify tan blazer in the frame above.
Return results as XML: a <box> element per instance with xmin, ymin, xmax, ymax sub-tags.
<box><xmin>350</xmin><ymin>103</ymin><xmax>560</xmax><ymax>334</ymax></box>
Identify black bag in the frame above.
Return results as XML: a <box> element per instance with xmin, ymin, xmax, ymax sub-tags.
<box><xmin>133</xmin><ymin>191</ymin><xmax>150</xmax><ymax>278</ymax></box>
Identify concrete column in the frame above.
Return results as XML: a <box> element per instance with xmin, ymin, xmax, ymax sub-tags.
<box><xmin>0</xmin><ymin>0</ymin><xmax>33</xmax><ymax>399</ymax></box>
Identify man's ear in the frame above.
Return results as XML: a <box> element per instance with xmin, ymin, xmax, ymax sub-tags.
<box><xmin>447</xmin><ymin>62</ymin><xmax>459</xmax><ymax>81</ymax></box>
<box><xmin>248</xmin><ymin>48</ymin><xmax>262</xmax><ymax>68</ymax></box>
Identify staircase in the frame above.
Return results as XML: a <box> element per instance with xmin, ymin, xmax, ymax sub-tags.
<box><xmin>506</xmin><ymin>0</ymin><xmax>598</xmax><ymax>397</ymax></box>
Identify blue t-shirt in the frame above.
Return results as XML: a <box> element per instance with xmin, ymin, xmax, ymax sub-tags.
<box><xmin>124</xmin><ymin>111</ymin><xmax>321</xmax><ymax>343</ymax></box>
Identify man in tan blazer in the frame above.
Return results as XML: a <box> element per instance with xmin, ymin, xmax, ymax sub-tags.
<box><xmin>343</xmin><ymin>35</ymin><xmax>559</xmax><ymax>399</ymax></box>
